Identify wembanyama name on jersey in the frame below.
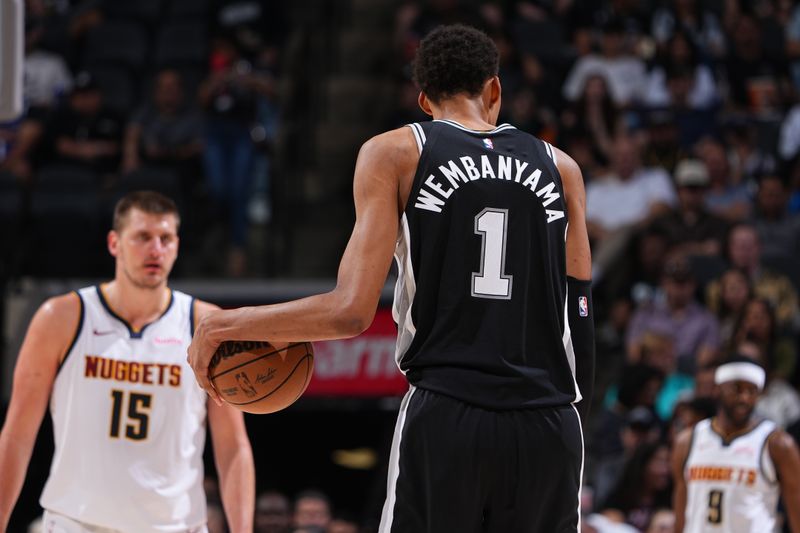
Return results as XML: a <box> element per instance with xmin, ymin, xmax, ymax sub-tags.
<box><xmin>413</xmin><ymin>152</ymin><xmax>565</xmax><ymax>224</ymax></box>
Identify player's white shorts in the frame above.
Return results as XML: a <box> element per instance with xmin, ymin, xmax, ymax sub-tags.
<box><xmin>41</xmin><ymin>511</ymin><xmax>209</xmax><ymax>533</ymax></box>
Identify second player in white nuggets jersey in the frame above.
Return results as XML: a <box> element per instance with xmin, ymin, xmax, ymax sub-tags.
<box><xmin>683</xmin><ymin>418</ymin><xmax>779</xmax><ymax>533</ymax></box>
<box><xmin>40</xmin><ymin>285</ymin><xmax>207</xmax><ymax>533</ymax></box>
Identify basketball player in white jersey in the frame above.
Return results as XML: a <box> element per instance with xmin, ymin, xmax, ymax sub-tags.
<box><xmin>0</xmin><ymin>191</ymin><xmax>255</xmax><ymax>533</ymax></box>
<box><xmin>672</xmin><ymin>357</ymin><xmax>800</xmax><ymax>532</ymax></box>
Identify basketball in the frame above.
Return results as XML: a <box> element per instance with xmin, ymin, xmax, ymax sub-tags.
<box><xmin>209</xmin><ymin>340</ymin><xmax>314</xmax><ymax>414</ymax></box>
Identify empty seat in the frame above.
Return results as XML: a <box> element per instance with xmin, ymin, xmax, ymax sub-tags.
<box><xmin>28</xmin><ymin>190</ymin><xmax>106</xmax><ymax>277</ymax></box>
<box><xmin>154</xmin><ymin>22</ymin><xmax>208</xmax><ymax>68</ymax></box>
<box><xmin>0</xmin><ymin>170</ymin><xmax>25</xmax><ymax>250</ymax></box>
<box><xmin>83</xmin><ymin>22</ymin><xmax>149</xmax><ymax>71</ymax></box>
<box><xmin>512</xmin><ymin>19</ymin><xmax>573</xmax><ymax>65</ymax></box>
<box><xmin>89</xmin><ymin>67</ymin><xmax>137</xmax><ymax>115</ymax></box>
<box><xmin>337</xmin><ymin>31</ymin><xmax>393</xmax><ymax>76</ymax></box>
<box><xmin>102</xmin><ymin>0</ymin><xmax>162</xmax><ymax>23</ymax></box>
<box><xmin>36</xmin><ymin>164</ymin><xmax>98</xmax><ymax>194</ymax></box>
<box><xmin>113</xmin><ymin>166</ymin><xmax>182</xmax><ymax>204</ymax></box>
<box><xmin>167</xmin><ymin>0</ymin><xmax>210</xmax><ymax>18</ymax></box>
<box><xmin>324</xmin><ymin>78</ymin><xmax>396</xmax><ymax>123</ymax></box>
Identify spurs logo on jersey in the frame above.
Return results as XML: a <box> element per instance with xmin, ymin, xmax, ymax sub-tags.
<box><xmin>40</xmin><ymin>286</ymin><xmax>208</xmax><ymax>533</ymax></box>
<box><xmin>684</xmin><ymin>418</ymin><xmax>780</xmax><ymax>533</ymax></box>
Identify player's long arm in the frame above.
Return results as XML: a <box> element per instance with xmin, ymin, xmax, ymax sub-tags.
<box><xmin>198</xmin><ymin>300</ymin><xmax>256</xmax><ymax>533</ymax></box>
<box><xmin>208</xmin><ymin>400</ymin><xmax>255</xmax><ymax>533</ymax></box>
<box><xmin>769</xmin><ymin>430</ymin><xmax>800</xmax><ymax>532</ymax></box>
<box><xmin>0</xmin><ymin>294</ymin><xmax>79</xmax><ymax>531</ymax></box>
<box><xmin>189</xmin><ymin>129</ymin><xmax>414</xmax><ymax>401</ymax></box>
<box><xmin>554</xmin><ymin>147</ymin><xmax>594</xmax><ymax>420</ymax></box>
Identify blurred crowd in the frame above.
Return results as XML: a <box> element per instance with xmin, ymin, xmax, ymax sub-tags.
<box><xmin>0</xmin><ymin>0</ymin><xmax>286</xmax><ymax>277</ymax></box>
<box><xmin>391</xmin><ymin>0</ymin><xmax>800</xmax><ymax>531</ymax></box>
<box><xmin>8</xmin><ymin>0</ymin><xmax>800</xmax><ymax>531</ymax></box>
<box><xmin>26</xmin><ymin>480</ymin><xmax>361</xmax><ymax>533</ymax></box>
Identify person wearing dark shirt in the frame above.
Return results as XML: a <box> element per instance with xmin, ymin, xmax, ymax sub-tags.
<box><xmin>47</xmin><ymin>72</ymin><xmax>123</xmax><ymax>176</ymax></box>
<box><xmin>650</xmin><ymin>158</ymin><xmax>728</xmax><ymax>257</ymax></box>
<box><xmin>123</xmin><ymin>69</ymin><xmax>204</xmax><ymax>177</ymax></box>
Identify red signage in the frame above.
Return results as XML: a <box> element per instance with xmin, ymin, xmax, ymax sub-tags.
<box><xmin>305</xmin><ymin>308</ymin><xmax>409</xmax><ymax>397</ymax></box>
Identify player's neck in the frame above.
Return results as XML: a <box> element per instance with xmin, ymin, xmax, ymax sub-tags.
<box><xmin>712</xmin><ymin>414</ymin><xmax>756</xmax><ymax>440</ymax></box>
<box><xmin>101</xmin><ymin>280</ymin><xmax>171</xmax><ymax>329</ymax></box>
<box><xmin>431</xmin><ymin>96</ymin><xmax>496</xmax><ymax>131</ymax></box>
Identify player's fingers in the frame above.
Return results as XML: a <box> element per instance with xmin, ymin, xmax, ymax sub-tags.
<box><xmin>187</xmin><ymin>342</ymin><xmax>222</xmax><ymax>405</ymax></box>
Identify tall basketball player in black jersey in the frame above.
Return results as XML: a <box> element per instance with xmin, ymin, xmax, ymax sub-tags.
<box><xmin>188</xmin><ymin>24</ymin><xmax>594</xmax><ymax>532</ymax></box>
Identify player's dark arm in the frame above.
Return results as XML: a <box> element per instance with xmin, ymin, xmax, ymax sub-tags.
<box><xmin>671</xmin><ymin>428</ymin><xmax>693</xmax><ymax>533</ymax></box>
<box><xmin>768</xmin><ymin>430</ymin><xmax>800</xmax><ymax>532</ymax></box>
<box><xmin>188</xmin><ymin>128</ymin><xmax>415</xmax><ymax>401</ymax></box>
<box><xmin>198</xmin><ymin>300</ymin><xmax>256</xmax><ymax>533</ymax></box>
<box><xmin>553</xmin><ymin>146</ymin><xmax>594</xmax><ymax>420</ymax></box>
<box><xmin>0</xmin><ymin>294</ymin><xmax>81</xmax><ymax>532</ymax></box>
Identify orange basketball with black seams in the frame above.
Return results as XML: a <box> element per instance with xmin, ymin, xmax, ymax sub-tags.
<box><xmin>209</xmin><ymin>340</ymin><xmax>314</xmax><ymax>414</ymax></box>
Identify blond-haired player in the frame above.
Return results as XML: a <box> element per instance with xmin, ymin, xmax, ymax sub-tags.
<box><xmin>0</xmin><ymin>191</ymin><xmax>255</xmax><ymax>533</ymax></box>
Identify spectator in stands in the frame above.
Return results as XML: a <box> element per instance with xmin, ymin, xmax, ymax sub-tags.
<box><xmin>600</xmin><ymin>441</ymin><xmax>673</xmax><ymax>531</ymax></box>
<box><xmin>706</xmin><ymin>222</ymin><xmax>799</xmax><ymax>331</ymax></box>
<box><xmin>694</xmin><ymin>136</ymin><xmax>752</xmax><ymax>222</ymax></box>
<box><xmin>708</xmin><ymin>268</ymin><xmax>753</xmax><ymax>346</ymax></box>
<box><xmin>644</xmin><ymin>508</ymin><xmax>675</xmax><ymax>533</ymax></box>
<box><xmin>736</xmin><ymin>338</ymin><xmax>800</xmax><ymax>428</ymax></box>
<box><xmin>328</xmin><ymin>513</ymin><xmax>359</xmax><ymax>533</ymax></box>
<box><xmin>650</xmin><ymin>0</ymin><xmax>727</xmax><ymax>60</ymax></box>
<box><xmin>563</xmin><ymin>18</ymin><xmax>647</xmax><ymax>108</ymax></box>
<box><xmin>693</xmin><ymin>362</ymin><xmax>720</xmax><ymax>400</ymax></box>
<box><xmin>23</xmin><ymin>14</ymin><xmax>72</xmax><ymax>114</ymax></box>
<box><xmin>650</xmin><ymin>158</ymin><xmax>728</xmax><ymax>257</ymax></box>
<box><xmin>47</xmin><ymin>71</ymin><xmax>123</xmax><ymax>176</ymax></box>
<box><xmin>751</xmin><ymin>173</ymin><xmax>800</xmax><ymax>262</ymax></box>
<box><xmin>643</xmin><ymin>30</ymin><xmax>719</xmax><ymax>111</ymax></box>
<box><xmin>730</xmin><ymin>297</ymin><xmax>797</xmax><ymax>384</ymax></box>
<box><xmin>779</xmin><ymin>101</ymin><xmax>800</xmax><ymax>161</ymax></box>
<box><xmin>560</xmin><ymin>74</ymin><xmax>619</xmax><ymax>169</ymax></box>
<box><xmin>592</xmin><ymin>405</ymin><xmax>662</xmax><ymax>509</ymax></box>
<box><xmin>639</xmin><ymin>107</ymin><xmax>684</xmax><ymax>175</ymax></box>
<box><xmin>590</xmin><ymin>364</ymin><xmax>665</xmax><ymax>504</ymax></box>
<box><xmin>586</xmin><ymin>134</ymin><xmax>676</xmax><ymax>279</ymax></box>
<box><xmin>292</xmin><ymin>490</ymin><xmax>331</xmax><ymax>532</ymax></box>
<box><xmin>200</xmin><ymin>39</ymin><xmax>260</xmax><ymax>276</ymax></box>
<box><xmin>636</xmin><ymin>331</ymin><xmax>694</xmax><ymax>421</ymax></box>
<box><xmin>602</xmin><ymin>226</ymin><xmax>671</xmax><ymax>307</ymax></box>
<box><xmin>627</xmin><ymin>254</ymin><xmax>721</xmax><ymax>374</ymax></box>
<box><xmin>256</xmin><ymin>491</ymin><xmax>291</xmax><ymax>533</ymax></box>
<box><xmin>667</xmin><ymin>395</ymin><xmax>717</xmax><ymax>444</ymax></box>
<box><xmin>724</xmin><ymin>13</ymin><xmax>788</xmax><ymax>115</ymax></box>
<box><xmin>0</xmin><ymin>119</ymin><xmax>43</xmax><ymax>181</ymax></box>
<box><xmin>788</xmin><ymin>2</ymin><xmax>800</xmax><ymax>90</ymax></box>
<box><xmin>122</xmin><ymin>69</ymin><xmax>204</xmax><ymax>178</ymax></box>
<box><xmin>724</xmin><ymin>119</ymin><xmax>777</xmax><ymax>185</ymax></box>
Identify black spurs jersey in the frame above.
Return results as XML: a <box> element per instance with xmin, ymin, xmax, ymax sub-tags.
<box><xmin>392</xmin><ymin>119</ymin><xmax>579</xmax><ymax>409</ymax></box>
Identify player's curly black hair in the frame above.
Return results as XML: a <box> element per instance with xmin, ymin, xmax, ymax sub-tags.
<box><xmin>412</xmin><ymin>24</ymin><xmax>499</xmax><ymax>104</ymax></box>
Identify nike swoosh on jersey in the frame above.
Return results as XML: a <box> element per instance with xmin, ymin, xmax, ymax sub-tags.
<box><xmin>93</xmin><ymin>329</ymin><xmax>115</xmax><ymax>336</ymax></box>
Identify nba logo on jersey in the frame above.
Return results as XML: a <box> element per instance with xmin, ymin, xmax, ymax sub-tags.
<box><xmin>578</xmin><ymin>296</ymin><xmax>588</xmax><ymax>317</ymax></box>
<box><xmin>483</xmin><ymin>138</ymin><xmax>493</xmax><ymax>149</ymax></box>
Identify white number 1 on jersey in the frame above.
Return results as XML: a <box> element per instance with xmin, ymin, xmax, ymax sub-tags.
<box><xmin>471</xmin><ymin>208</ymin><xmax>513</xmax><ymax>299</ymax></box>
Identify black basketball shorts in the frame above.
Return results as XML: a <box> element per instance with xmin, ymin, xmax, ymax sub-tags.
<box><xmin>378</xmin><ymin>387</ymin><xmax>583</xmax><ymax>533</ymax></box>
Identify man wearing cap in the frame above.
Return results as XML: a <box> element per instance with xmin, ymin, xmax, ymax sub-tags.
<box><xmin>671</xmin><ymin>357</ymin><xmax>800</xmax><ymax>532</ymax></box>
<box><xmin>650</xmin><ymin>159</ymin><xmax>728</xmax><ymax>257</ymax></box>
<box><xmin>626</xmin><ymin>254</ymin><xmax>720</xmax><ymax>374</ymax></box>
